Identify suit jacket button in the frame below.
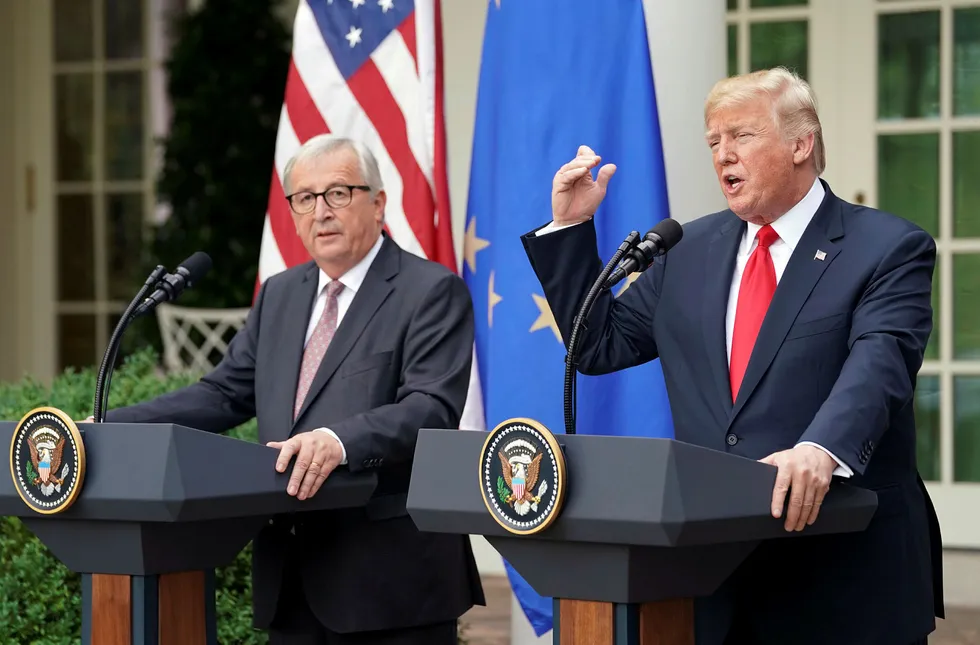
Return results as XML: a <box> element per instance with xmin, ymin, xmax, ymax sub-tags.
<box><xmin>726</xmin><ymin>434</ymin><xmax>738</xmax><ymax>446</ymax></box>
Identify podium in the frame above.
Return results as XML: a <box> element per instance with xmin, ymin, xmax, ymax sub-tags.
<box><xmin>406</xmin><ymin>428</ymin><xmax>878</xmax><ymax>645</ymax></box>
<box><xmin>0</xmin><ymin>420</ymin><xmax>378</xmax><ymax>645</ymax></box>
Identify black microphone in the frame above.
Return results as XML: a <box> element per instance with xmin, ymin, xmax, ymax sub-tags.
<box><xmin>134</xmin><ymin>251</ymin><xmax>212</xmax><ymax>317</ymax></box>
<box><xmin>602</xmin><ymin>218</ymin><xmax>683</xmax><ymax>289</ymax></box>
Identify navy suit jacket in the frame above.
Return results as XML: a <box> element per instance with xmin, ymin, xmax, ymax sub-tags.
<box><xmin>522</xmin><ymin>182</ymin><xmax>943</xmax><ymax>645</ymax></box>
<box><xmin>106</xmin><ymin>235</ymin><xmax>484</xmax><ymax>634</ymax></box>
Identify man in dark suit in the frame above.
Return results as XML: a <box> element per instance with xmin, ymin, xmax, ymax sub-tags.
<box><xmin>103</xmin><ymin>134</ymin><xmax>484</xmax><ymax>644</ymax></box>
<box><xmin>521</xmin><ymin>68</ymin><xmax>944</xmax><ymax>645</ymax></box>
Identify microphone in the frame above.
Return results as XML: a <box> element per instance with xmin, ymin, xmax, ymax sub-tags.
<box><xmin>92</xmin><ymin>251</ymin><xmax>211</xmax><ymax>423</ymax></box>
<box><xmin>133</xmin><ymin>252</ymin><xmax>212</xmax><ymax>317</ymax></box>
<box><xmin>602</xmin><ymin>218</ymin><xmax>683</xmax><ymax>290</ymax></box>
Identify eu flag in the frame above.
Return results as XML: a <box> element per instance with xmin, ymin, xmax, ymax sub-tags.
<box><xmin>462</xmin><ymin>1</ymin><xmax>675</xmax><ymax>637</ymax></box>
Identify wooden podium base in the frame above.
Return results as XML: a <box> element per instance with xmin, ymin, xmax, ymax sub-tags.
<box><xmin>81</xmin><ymin>570</ymin><xmax>217</xmax><ymax>645</ymax></box>
<box><xmin>557</xmin><ymin>598</ymin><xmax>694</xmax><ymax>645</ymax></box>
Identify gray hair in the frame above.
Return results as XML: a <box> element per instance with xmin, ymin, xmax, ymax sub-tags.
<box><xmin>282</xmin><ymin>134</ymin><xmax>385</xmax><ymax>195</ymax></box>
<box><xmin>704</xmin><ymin>67</ymin><xmax>826</xmax><ymax>175</ymax></box>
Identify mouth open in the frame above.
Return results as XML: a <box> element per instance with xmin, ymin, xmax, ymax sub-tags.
<box><xmin>724</xmin><ymin>174</ymin><xmax>744</xmax><ymax>193</ymax></box>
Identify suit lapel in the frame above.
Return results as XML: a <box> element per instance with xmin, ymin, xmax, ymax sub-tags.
<box><xmin>727</xmin><ymin>190</ymin><xmax>845</xmax><ymax>426</ymax></box>
<box><xmin>701</xmin><ymin>215</ymin><xmax>744</xmax><ymax>418</ymax></box>
<box><xmin>292</xmin><ymin>237</ymin><xmax>399</xmax><ymax>426</ymax></box>
<box><xmin>274</xmin><ymin>262</ymin><xmax>321</xmax><ymax>437</ymax></box>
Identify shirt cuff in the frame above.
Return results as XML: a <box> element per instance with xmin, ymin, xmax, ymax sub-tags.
<box><xmin>314</xmin><ymin>427</ymin><xmax>347</xmax><ymax>465</ymax></box>
<box><xmin>797</xmin><ymin>441</ymin><xmax>853</xmax><ymax>478</ymax></box>
<box><xmin>535</xmin><ymin>219</ymin><xmax>587</xmax><ymax>236</ymax></box>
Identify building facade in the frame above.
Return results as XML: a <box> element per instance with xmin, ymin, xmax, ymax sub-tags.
<box><xmin>0</xmin><ymin>0</ymin><xmax>977</xmax><ymax>640</ymax></box>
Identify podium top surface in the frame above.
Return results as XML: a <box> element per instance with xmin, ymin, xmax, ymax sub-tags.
<box><xmin>407</xmin><ymin>428</ymin><xmax>878</xmax><ymax>547</ymax></box>
<box><xmin>0</xmin><ymin>421</ymin><xmax>377</xmax><ymax>522</ymax></box>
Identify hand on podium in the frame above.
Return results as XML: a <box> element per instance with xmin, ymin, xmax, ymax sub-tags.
<box><xmin>267</xmin><ymin>430</ymin><xmax>345</xmax><ymax>501</ymax></box>
<box><xmin>760</xmin><ymin>444</ymin><xmax>837</xmax><ymax>532</ymax></box>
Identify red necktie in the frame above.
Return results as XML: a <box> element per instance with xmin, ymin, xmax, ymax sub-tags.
<box><xmin>730</xmin><ymin>224</ymin><xmax>779</xmax><ymax>401</ymax></box>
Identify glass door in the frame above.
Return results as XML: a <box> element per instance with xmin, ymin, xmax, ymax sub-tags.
<box><xmin>840</xmin><ymin>0</ymin><xmax>980</xmax><ymax>547</ymax></box>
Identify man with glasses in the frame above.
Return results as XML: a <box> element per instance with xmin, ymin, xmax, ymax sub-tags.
<box><xmin>104</xmin><ymin>134</ymin><xmax>484</xmax><ymax>644</ymax></box>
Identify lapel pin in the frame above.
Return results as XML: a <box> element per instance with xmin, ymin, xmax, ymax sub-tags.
<box><xmin>814</xmin><ymin>250</ymin><xmax>826</xmax><ymax>261</ymax></box>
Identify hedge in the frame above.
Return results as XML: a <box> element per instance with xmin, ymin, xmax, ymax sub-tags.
<box><xmin>0</xmin><ymin>350</ymin><xmax>472</xmax><ymax>643</ymax></box>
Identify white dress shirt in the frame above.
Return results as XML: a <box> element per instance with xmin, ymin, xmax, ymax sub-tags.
<box><xmin>537</xmin><ymin>178</ymin><xmax>853</xmax><ymax>477</ymax></box>
<box><xmin>305</xmin><ymin>234</ymin><xmax>385</xmax><ymax>465</ymax></box>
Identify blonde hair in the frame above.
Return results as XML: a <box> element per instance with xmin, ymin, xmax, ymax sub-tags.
<box><xmin>704</xmin><ymin>67</ymin><xmax>825</xmax><ymax>174</ymax></box>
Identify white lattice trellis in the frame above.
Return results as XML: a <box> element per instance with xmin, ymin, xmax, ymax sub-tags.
<box><xmin>155</xmin><ymin>304</ymin><xmax>250</xmax><ymax>374</ymax></box>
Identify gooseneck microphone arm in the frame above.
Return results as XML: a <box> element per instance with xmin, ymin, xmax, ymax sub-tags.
<box><xmin>93</xmin><ymin>251</ymin><xmax>212</xmax><ymax>423</ymax></box>
<box><xmin>93</xmin><ymin>265</ymin><xmax>168</xmax><ymax>423</ymax></box>
<box><xmin>563</xmin><ymin>230</ymin><xmax>641</xmax><ymax>435</ymax></box>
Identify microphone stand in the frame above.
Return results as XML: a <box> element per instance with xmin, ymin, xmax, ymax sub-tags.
<box><xmin>92</xmin><ymin>265</ymin><xmax>169</xmax><ymax>423</ymax></box>
<box><xmin>563</xmin><ymin>230</ymin><xmax>641</xmax><ymax>435</ymax></box>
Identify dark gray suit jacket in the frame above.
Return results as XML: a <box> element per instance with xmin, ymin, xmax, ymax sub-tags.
<box><xmin>107</xmin><ymin>234</ymin><xmax>485</xmax><ymax>633</ymax></box>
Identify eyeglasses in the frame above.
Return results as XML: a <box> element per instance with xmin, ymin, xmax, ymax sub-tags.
<box><xmin>285</xmin><ymin>185</ymin><xmax>371</xmax><ymax>214</ymax></box>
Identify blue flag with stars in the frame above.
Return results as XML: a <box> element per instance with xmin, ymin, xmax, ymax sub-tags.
<box><xmin>462</xmin><ymin>0</ymin><xmax>675</xmax><ymax>637</ymax></box>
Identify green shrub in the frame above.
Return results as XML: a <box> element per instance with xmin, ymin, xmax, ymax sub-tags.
<box><xmin>0</xmin><ymin>348</ymin><xmax>266</xmax><ymax>644</ymax></box>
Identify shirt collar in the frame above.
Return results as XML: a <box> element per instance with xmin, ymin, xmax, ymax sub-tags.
<box><xmin>316</xmin><ymin>234</ymin><xmax>384</xmax><ymax>296</ymax></box>
<box><xmin>743</xmin><ymin>178</ymin><xmax>824</xmax><ymax>252</ymax></box>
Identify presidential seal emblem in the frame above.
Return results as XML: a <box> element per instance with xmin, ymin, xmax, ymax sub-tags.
<box><xmin>9</xmin><ymin>407</ymin><xmax>86</xmax><ymax>514</ymax></box>
<box><xmin>478</xmin><ymin>418</ymin><xmax>567</xmax><ymax>535</ymax></box>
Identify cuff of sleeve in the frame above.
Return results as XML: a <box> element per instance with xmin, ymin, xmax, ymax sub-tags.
<box><xmin>314</xmin><ymin>427</ymin><xmax>348</xmax><ymax>465</ymax></box>
<box><xmin>797</xmin><ymin>441</ymin><xmax>853</xmax><ymax>478</ymax></box>
<box><xmin>535</xmin><ymin>219</ymin><xmax>586</xmax><ymax>236</ymax></box>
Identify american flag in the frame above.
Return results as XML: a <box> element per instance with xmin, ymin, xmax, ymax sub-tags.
<box><xmin>257</xmin><ymin>0</ymin><xmax>485</xmax><ymax>430</ymax></box>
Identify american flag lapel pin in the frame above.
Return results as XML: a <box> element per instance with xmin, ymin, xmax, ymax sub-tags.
<box><xmin>814</xmin><ymin>250</ymin><xmax>826</xmax><ymax>261</ymax></box>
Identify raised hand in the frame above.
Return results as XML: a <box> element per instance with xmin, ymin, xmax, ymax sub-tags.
<box><xmin>551</xmin><ymin>145</ymin><xmax>617</xmax><ymax>226</ymax></box>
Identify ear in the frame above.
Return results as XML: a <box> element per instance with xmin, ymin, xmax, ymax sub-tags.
<box><xmin>792</xmin><ymin>133</ymin><xmax>815</xmax><ymax>167</ymax></box>
<box><xmin>373</xmin><ymin>189</ymin><xmax>387</xmax><ymax>223</ymax></box>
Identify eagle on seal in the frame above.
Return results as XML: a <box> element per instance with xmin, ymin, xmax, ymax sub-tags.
<box><xmin>499</xmin><ymin>451</ymin><xmax>543</xmax><ymax>514</ymax></box>
<box><xmin>29</xmin><ymin>434</ymin><xmax>66</xmax><ymax>488</ymax></box>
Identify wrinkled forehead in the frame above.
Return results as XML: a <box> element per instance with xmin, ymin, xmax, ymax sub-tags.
<box><xmin>705</xmin><ymin>98</ymin><xmax>776</xmax><ymax>137</ymax></box>
<box><xmin>291</xmin><ymin>149</ymin><xmax>365</xmax><ymax>188</ymax></box>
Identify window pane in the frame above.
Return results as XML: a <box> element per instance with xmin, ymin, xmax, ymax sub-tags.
<box><xmin>877</xmin><ymin>133</ymin><xmax>939</xmax><ymax>237</ymax></box>
<box><xmin>750</xmin><ymin>21</ymin><xmax>807</xmax><ymax>80</ymax></box>
<box><xmin>954</xmin><ymin>8</ymin><xmax>980</xmax><ymax>116</ymax></box>
<box><xmin>58</xmin><ymin>315</ymin><xmax>96</xmax><ymax>372</ymax></box>
<box><xmin>955</xmin><ymin>376</ymin><xmax>980</xmax><ymax>482</ymax></box>
<box><xmin>105</xmin><ymin>71</ymin><xmax>144</xmax><ymax>180</ymax></box>
<box><xmin>106</xmin><ymin>193</ymin><xmax>144</xmax><ymax>300</ymax></box>
<box><xmin>915</xmin><ymin>375</ymin><xmax>940</xmax><ymax>482</ymax></box>
<box><xmin>57</xmin><ymin>195</ymin><xmax>95</xmax><ymax>301</ymax></box>
<box><xmin>925</xmin><ymin>257</ymin><xmax>939</xmax><ymax>361</ymax></box>
<box><xmin>53</xmin><ymin>0</ymin><xmax>93</xmax><ymax>62</ymax></box>
<box><xmin>728</xmin><ymin>0</ymin><xmax>737</xmax><ymax>10</ymax></box>
<box><xmin>105</xmin><ymin>0</ymin><xmax>143</xmax><ymax>60</ymax></box>
<box><xmin>728</xmin><ymin>24</ymin><xmax>738</xmax><ymax>77</ymax></box>
<box><xmin>56</xmin><ymin>74</ymin><xmax>94</xmax><ymax>182</ymax></box>
<box><xmin>953</xmin><ymin>131</ymin><xmax>980</xmax><ymax>238</ymax></box>
<box><xmin>751</xmin><ymin>0</ymin><xmax>806</xmax><ymax>6</ymax></box>
<box><xmin>878</xmin><ymin>12</ymin><xmax>940</xmax><ymax>120</ymax></box>
<box><xmin>954</xmin><ymin>253</ymin><xmax>980</xmax><ymax>359</ymax></box>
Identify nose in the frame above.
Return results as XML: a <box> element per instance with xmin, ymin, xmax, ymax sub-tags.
<box><xmin>313</xmin><ymin>197</ymin><xmax>334</xmax><ymax>221</ymax></box>
<box><xmin>715</xmin><ymin>140</ymin><xmax>736</xmax><ymax>165</ymax></box>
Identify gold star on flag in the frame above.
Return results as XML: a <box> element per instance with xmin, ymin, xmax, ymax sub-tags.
<box><xmin>464</xmin><ymin>217</ymin><xmax>490</xmax><ymax>274</ymax></box>
<box><xmin>488</xmin><ymin>271</ymin><xmax>503</xmax><ymax>327</ymax></box>
<box><xmin>530</xmin><ymin>294</ymin><xmax>562</xmax><ymax>343</ymax></box>
<box><xmin>616</xmin><ymin>272</ymin><xmax>641</xmax><ymax>297</ymax></box>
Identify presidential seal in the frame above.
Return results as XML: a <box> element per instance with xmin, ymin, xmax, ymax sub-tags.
<box><xmin>479</xmin><ymin>418</ymin><xmax>567</xmax><ymax>535</ymax></box>
<box><xmin>9</xmin><ymin>407</ymin><xmax>86</xmax><ymax>514</ymax></box>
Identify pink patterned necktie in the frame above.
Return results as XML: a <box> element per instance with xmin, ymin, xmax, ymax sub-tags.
<box><xmin>294</xmin><ymin>280</ymin><xmax>345</xmax><ymax>419</ymax></box>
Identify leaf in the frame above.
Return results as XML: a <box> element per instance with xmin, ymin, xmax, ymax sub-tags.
<box><xmin>497</xmin><ymin>475</ymin><xmax>510</xmax><ymax>504</ymax></box>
